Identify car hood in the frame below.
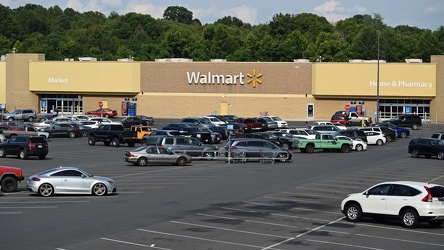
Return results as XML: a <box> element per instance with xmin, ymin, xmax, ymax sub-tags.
<box><xmin>0</xmin><ymin>166</ymin><xmax>23</xmax><ymax>171</ymax></box>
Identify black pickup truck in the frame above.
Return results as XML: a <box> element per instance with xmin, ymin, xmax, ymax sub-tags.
<box><xmin>88</xmin><ymin>124</ymin><xmax>138</xmax><ymax>147</ymax></box>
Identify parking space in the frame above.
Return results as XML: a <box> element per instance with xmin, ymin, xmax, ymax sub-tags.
<box><xmin>2</xmin><ymin>123</ymin><xmax>444</xmax><ymax>249</ymax></box>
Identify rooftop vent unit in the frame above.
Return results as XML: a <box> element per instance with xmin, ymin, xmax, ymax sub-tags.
<box><xmin>210</xmin><ymin>59</ymin><xmax>227</xmax><ymax>62</ymax></box>
<box><xmin>78</xmin><ymin>57</ymin><xmax>97</xmax><ymax>61</ymax></box>
<box><xmin>155</xmin><ymin>58</ymin><xmax>193</xmax><ymax>62</ymax></box>
<box><xmin>405</xmin><ymin>59</ymin><xmax>422</xmax><ymax>63</ymax></box>
<box><xmin>293</xmin><ymin>59</ymin><xmax>310</xmax><ymax>63</ymax></box>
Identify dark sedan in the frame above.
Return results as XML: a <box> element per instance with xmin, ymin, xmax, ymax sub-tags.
<box><xmin>121</xmin><ymin>116</ymin><xmax>154</xmax><ymax>128</ymax></box>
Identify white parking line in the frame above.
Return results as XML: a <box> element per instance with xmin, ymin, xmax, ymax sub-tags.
<box><xmin>136</xmin><ymin>229</ymin><xmax>284</xmax><ymax>249</ymax></box>
<box><xmin>0</xmin><ymin>206</ymin><xmax>58</xmax><ymax>209</ymax></box>
<box><xmin>101</xmin><ymin>237</ymin><xmax>172</xmax><ymax>249</ymax></box>
<box><xmin>0</xmin><ymin>212</ymin><xmax>22</xmax><ymax>214</ymax></box>
<box><xmin>0</xmin><ymin>201</ymin><xmax>90</xmax><ymax>204</ymax></box>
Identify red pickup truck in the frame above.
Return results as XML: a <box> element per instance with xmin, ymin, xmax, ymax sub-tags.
<box><xmin>0</xmin><ymin>166</ymin><xmax>25</xmax><ymax>192</ymax></box>
<box><xmin>236</xmin><ymin>118</ymin><xmax>263</xmax><ymax>133</ymax></box>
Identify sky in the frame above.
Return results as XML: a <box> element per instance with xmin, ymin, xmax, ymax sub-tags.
<box><xmin>1</xmin><ymin>0</ymin><xmax>443</xmax><ymax>31</ymax></box>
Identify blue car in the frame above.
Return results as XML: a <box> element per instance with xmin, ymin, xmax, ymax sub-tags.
<box><xmin>378</xmin><ymin>123</ymin><xmax>411</xmax><ymax>138</ymax></box>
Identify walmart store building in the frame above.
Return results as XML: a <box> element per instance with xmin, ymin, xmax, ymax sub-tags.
<box><xmin>1</xmin><ymin>53</ymin><xmax>443</xmax><ymax>122</ymax></box>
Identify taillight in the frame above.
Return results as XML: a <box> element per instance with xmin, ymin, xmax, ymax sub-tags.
<box><xmin>28</xmin><ymin>143</ymin><xmax>37</xmax><ymax>147</ymax></box>
<box><xmin>31</xmin><ymin>177</ymin><xmax>41</xmax><ymax>182</ymax></box>
<box><xmin>128</xmin><ymin>153</ymin><xmax>135</xmax><ymax>157</ymax></box>
<box><xmin>422</xmin><ymin>186</ymin><xmax>433</xmax><ymax>202</ymax></box>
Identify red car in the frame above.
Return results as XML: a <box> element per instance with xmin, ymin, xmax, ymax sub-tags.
<box><xmin>86</xmin><ymin>108</ymin><xmax>117</xmax><ymax>118</ymax></box>
<box><xmin>331</xmin><ymin>114</ymin><xmax>349</xmax><ymax>125</ymax></box>
<box><xmin>0</xmin><ymin>166</ymin><xmax>25</xmax><ymax>192</ymax></box>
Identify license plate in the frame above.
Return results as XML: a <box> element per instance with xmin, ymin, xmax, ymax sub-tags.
<box><xmin>38</xmin><ymin>145</ymin><xmax>42</xmax><ymax>148</ymax></box>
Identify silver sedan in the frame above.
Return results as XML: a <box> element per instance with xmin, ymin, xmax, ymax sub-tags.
<box><xmin>124</xmin><ymin>146</ymin><xmax>192</xmax><ymax>166</ymax></box>
<box><xmin>26</xmin><ymin>167</ymin><xmax>117</xmax><ymax>197</ymax></box>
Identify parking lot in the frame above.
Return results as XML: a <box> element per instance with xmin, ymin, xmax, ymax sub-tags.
<box><xmin>1</xmin><ymin>121</ymin><xmax>444</xmax><ymax>250</ymax></box>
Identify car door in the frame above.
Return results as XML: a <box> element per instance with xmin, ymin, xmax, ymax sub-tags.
<box><xmin>158</xmin><ymin>147</ymin><xmax>177</xmax><ymax>163</ymax></box>
<box><xmin>385</xmin><ymin>184</ymin><xmax>413</xmax><ymax>215</ymax></box>
<box><xmin>60</xmin><ymin>170</ymin><xmax>90</xmax><ymax>193</ymax></box>
<box><xmin>186</xmin><ymin>137</ymin><xmax>203</xmax><ymax>156</ymax></box>
<box><xmin>321</xmin><ymin>134</ymin><xmax>337</xmax><ymax>149</ymax></box>
<box><xmin>361</xmin><ymin>184</ymin><xmax>391</xmax><ymax>214</ymax></box>
<box><xmin>3</xmin><ymin>136</ymin><xmax>21</xmax><ymax>155</ymax></box>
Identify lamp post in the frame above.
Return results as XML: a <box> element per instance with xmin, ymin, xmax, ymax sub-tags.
<box><xmin>376</xmin><ymin>29</ymin><xmax>380</xmax><ymax>124</ymax></box>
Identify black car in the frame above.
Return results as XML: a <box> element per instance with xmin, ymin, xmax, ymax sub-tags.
<box><xmin>209</xmin><ymin>126</ymin><xmax>229</xmax><ymax>140</ymax></box>
<box><xmin>0</xmin><ymin>135</ymin><xmax>48</xmax><ymax>159</ymax></box>
<box><xmin>163</xmin><ymin>123</ymin><xmax>193</xmax><ymax>130</ymax></box>
<box><xmin>408</xmin><ymin>137</ymin><xmax>444</xmax><ymax>159</ymax></box>
<box><xmin>180</xmin><ymin>126</ymin><xmax>214</xmax><ymax>144</ymax></box>
<box><xmin>38</xmin><ymin>114</ymin><xmax>55</xmax><ymax>122</ymax></box>
<box><xmin>121</xmin><ymin>115</ymin><xmax>154</xmax><ymax>128</ymax></box>
<box><xmin>335</xmin><ymin>129</ymin><xmax>367</xmax><ymax>143</ymax></box>
<box><xmin>39</xmin><ymin>122</ymin><xmax>81</xmax><ymax>138</ymax></box>
<box><xmin>384</xmin><ymin>114</ymin><xmax>422</xmax><ymax>130</ymax></box>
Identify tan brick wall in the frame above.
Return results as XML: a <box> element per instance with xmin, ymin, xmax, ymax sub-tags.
<box><xmin>431</xmin><ymin>55</ymin><xmax>444</xmax><ymax>122</ymax></box>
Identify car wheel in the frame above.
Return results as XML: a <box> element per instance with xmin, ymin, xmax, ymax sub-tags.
<box><xmin>38</xmin><ymin>155</ymin><xmax>46</xmax><ymax>160</ymax></box>
<box><xmin>438</xmin><ymin>151</ymin><xmax>444</xmax><ymax>160</ymax></box>
<box><xmin>355</xmin><ymin>144</ymin><xmax>363</xmax><ymax>152</ymax></box>
<box><xmin>277</xmin><ymin>153</ymin><xmax>289</xmax><ymax>162</ymax></box>
<box><xmin>0</xmin><ymin>148</ymin><xmax>6</xmax><ymax>158</ymax></box>
<box><xmin>345</xmin><ymin>203</ymin><xmax>362</xmax><ymax>222</ymax></box>
<box><xmin>88</xmin><ymin>137</ymin><xmax>96</xmax><ymax>145</ymax></box>
<box><xmin>1</xmin><ymin>176</ymin><xmax>17</xmax><ymax>192</ymax></box>
<box><xmin>92</xmin><ymin>183</ymin><xmax>107</xmax><ymax>196</ymax></box>
<box><xmin>19</xmin><ymin>149</ymin><xmax>28</xmax><ymax>160</ymax></box>
<box><xmin>376</xmin><ymin>139</ymin><xmax>383</xmax><ymax>146</ymax></box>
<box><xmin>111</xmin><ymin>138</ymin><xmax>120</xmax><ymax>147</ymax></box>
<box><xmin>81</xmin><ymin>130</ymin><xmax>89</xmax><ymax>137</ymax></box>
<box><xmin>412</xmin><ymin>124</ymin><xmax>419</xmax><ymax>130</ymax></box>
<box><xmin>38</xmin><ymin>183</ymin><xmax>54</xmax><ymax>197</ymax></box>
<box><xmin>341</xmin><ymin>145</ymin><xmax>351</xmax><ymax>153</ymax></box>
<box><xmin>176</xmin><ymin>157</ymin><xmax>187</xmax><ymax>166</ymax></box>
<box><xmin>202</xmin><ymin>151</ymin><xmax>215</xmax><ymax>158</ymax></box>
<box><xmin>8</xmin><ymin>117</ymin><xmax>13</xmax><ymax>121</ymax></box>
<box><xmin>128</xmin><ymin>142</ymin><xmax>136</xmax><ymax>147</ymax></box>
<box><xmin>428</xmin><ymin>220</ymin><xmax>444</xmax><ymax>228</ymax></box>
<box><xmin>400</xmin><ymin>132</ymin><xmax>407</xmax><ymax>138</ymax></box>
<box><xmin>401</xmin><ymin>209</ymin><xmax>419</xmax><ymax>228</ymax></box>
<box><xmin>137</xmin><ymin>157</ymin><xmax>148</xmax><ymax>166</ymax></box>
<box><xmin>386</xmin><ymin>136</ymin><xmax>392</xmax><ymax>142</ymax></box>
<box><xmin>104</xmin><ymin>114</ymin><xmax>110</xmax><ymax>118</ymax></box>
<box><xmin>305</xmin><ymin>144</ymin><xmax>314</xmax><ymax>153</ymax></box>
<box><xmin>411</xmin><ymin>149</ymin><xmax>419</xmax><ymax>158</ymax></box>
<box><xmin>281</xmin><ymin>143</ymin><xmax>290</xmax><ymax>149</ymax></box>
<box><xmin>68</xmin><ymin>131</ymin><xmax>76</xmax><ymax>138</ymax></box>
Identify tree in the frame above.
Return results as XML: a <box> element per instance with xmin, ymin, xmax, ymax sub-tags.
<box><xmin>284</xmin><ymin>30</ymin><xmax>307</xmax><ymax>60</ymax></box>
<box><xmin>215</xmin><ymin>16</ymin><xmax>244</xmax><ymax>27</ymax></box>
<box><xmin>163</xmin><ymin>6</ymin><xmax>193</xmax><ymax>24</ymax></box>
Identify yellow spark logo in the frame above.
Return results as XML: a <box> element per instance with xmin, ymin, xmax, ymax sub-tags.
<box><xmin>247</xmin><ymin>69</ymin><xmax>263</xmax><ymax>88</ymax></box>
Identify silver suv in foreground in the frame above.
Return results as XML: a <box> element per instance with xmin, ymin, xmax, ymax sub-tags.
<box><xmin>1</xmin><ymin>109</ymin><xmax>37</xmax><ymax>122</ymax></box>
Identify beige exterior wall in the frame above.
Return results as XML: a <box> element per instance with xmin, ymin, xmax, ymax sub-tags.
<box><xmin>2</xmin><ymin>53</ymin><xmax>442</xmax><ymax>121</ymax></box>
<box><xmin>431</xmin><ymin>55</ymin><xmax>444</xmax><ymax>122</ymax></box>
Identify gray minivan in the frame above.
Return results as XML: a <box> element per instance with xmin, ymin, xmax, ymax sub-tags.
<box><xmin>157</xmin><ymin>136</ymin><xmax>218</xmax><ymax>157</ymax></box>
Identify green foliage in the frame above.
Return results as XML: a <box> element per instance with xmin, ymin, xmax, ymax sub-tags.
<box><xmin>0</xmin><ymin>4</ymin><xmax>441</xmax><ymax>62</ymax></box>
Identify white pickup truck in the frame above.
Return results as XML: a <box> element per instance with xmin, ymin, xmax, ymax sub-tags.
<box><xmin>335</xmin><ymin>111</ymin><xmax>372</xmax><ymax>126</ymax></box>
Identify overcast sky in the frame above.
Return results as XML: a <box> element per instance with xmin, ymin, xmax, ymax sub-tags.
<box><xmin>1</xmin><ymin>0</ymin><xmax>443</xmax><ymax>31</ymax></box>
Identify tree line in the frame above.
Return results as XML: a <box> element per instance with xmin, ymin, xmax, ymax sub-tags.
<box><xmin>0</xmin><ymin>4</ymin><xmax>443</xmax><ymax>62</ymax></box>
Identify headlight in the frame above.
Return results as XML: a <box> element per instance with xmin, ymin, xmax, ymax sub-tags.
<box><xmin>107</xmin><ymin>180</ymin><xmax>115</xmax><ymax>185</ymax></box>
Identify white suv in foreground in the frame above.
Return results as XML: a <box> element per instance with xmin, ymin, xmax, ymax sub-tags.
<box><xmin>341</xmin><ymin>181</ymin><xmax>444</xmax><ymax>228</ymax></box>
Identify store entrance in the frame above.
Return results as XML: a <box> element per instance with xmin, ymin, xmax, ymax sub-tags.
<box><xmin>378</xmin><ymin>99</ymin><xmax>430</xmax><ymax>121</ymax></box>
<box><xmin>40</xmin><ymin>94</ymin><xmax>83</xmax><ymax>115</ymax></box>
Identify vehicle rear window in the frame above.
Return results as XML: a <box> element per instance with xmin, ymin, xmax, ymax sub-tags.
<box><xmin>429</xmin><ymin>186</ymin><xmax>444</xmax><ymax>197</ymax></box>
<box><xmin>30</xmin><ymin>137</ymin><xmax>46</xmax><ymax>143</ymax></box>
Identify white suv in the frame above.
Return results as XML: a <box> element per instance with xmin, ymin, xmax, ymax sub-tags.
<box><xmin>262</xmin><ymin>116</ymin><xmax>287</xmax><ymax>128</ymax></box>
<box><xmin>341</xmin><ymin>181</ymin><xmax>444</xmax><ymax>228</ymax></box>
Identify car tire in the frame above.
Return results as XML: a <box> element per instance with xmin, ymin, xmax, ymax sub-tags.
<box><xmin>401</xmin><ymin>209</ymin><xmax>419</xmax><ymax>228</ymax></box>
<box><xmin>400</xmin><ymin>132</ymin><xmax>407</xmax><ymax>138</ymax></box>
<box><xmin>137</xmin><ymin>157</ymin><xmax>148</xmax><ymax>166</ymax></box>
<box><xmin>428</xmin><ymin>220</ymin><xmax>444</xmax><ymax>228</ymax></box>
<box><xmin>438</xmin><ymin>151</ymin><xmax>444</xmax><ymax>160</ymax></box>
<box><xmin>81</xmin><ymin>130</ymin><xmax>89</xmax><ymax>137</ymax></box>
<box><xmin>412</xmin><ymin>124</ymin><xmax>419</xmax><ymax>130</ymax></box>
<box><xmin>111</xmin><ymin>138</ymin><xmax>120</xmax><ymax>147</ymax></box>
<box><xmin>104</xmin><ymin>114</ymin><xmax>110</xmax><ymax>118</ymax></box>
<box><xmin>176</xmin><ymin>157</ymin><xmax>187</xmax><ymax>166</ymax></box>
<box><xmin>376</xmin><ymin>139</ymin><xmax>383</xmax><ymax>146</ymax></box>
<box><xmin>68</xmin><ymin>131</ymin><xmax>76</xmax><ymax>138</ymax></box>
<box><xmin>281</xmin><ymin>143</ymin><xmax>290</xmax><ymax>149</ymax></box>
<box><xmin>92</xmin><ymin>183</ymin><xmax>107</xmax><ymax>196</ymax></box>
<box><xmin>386</xmin><ymin>136</ymin><xmax>392</xmax><ymax>142</ymax></box>
<box><xmin>411</xmin><ymin>149</ymin><xmax>420</xmax><ymax>158</ymax></box>
<box><xmin>355</xmin><ymin>144</ymin><xmax>363</xmax><ymax>152</ymax></box>
<box><xmin>8</xmin><ymin>117</ymin><xmax>13</xmax><ymax>121</ymax></box>
<box><xmin>38</xmin><ymin>183</ymin><xmax>54</xmax><ymax>197</ymax></box>
<box><xmin>305</xmin><ymin>144</ymin><xmax>314</xmax><ymax>153</ymax></box>
<box><xmin>1</xmin><ymin>176</ymin><xmax>17</xmax><ymax>193</ymax></box>
<box><xmin>345</xmin><ymin>203</ymin><xmax>362</xmax><ymax>222</ymax></box>
<box><xmin>28</xmin><ymin>117</ymin><xmax>34</xmax><ymax>122</ymax></box>
<box><xmin>341</xmin><ymin>145</ymin><xmax>351</xmax><ymax>153</ymax></box>
<box><xmin>88</xmin><ymin>137</ymin><xmax>96</xmax><ymax>145</ymax></box>
<box><xmin>0</xmin><ymin>148</ymin><xmax>6</xmax><ymax>158</ymax></box>
<box><xmin>19</xmin><ymin>149</ymin><xmax>28</xmax><ymax>160</ymax></box>
<box><xmin>38</xmin><ymin>155</ymin><xmax>46</xmax><ymax>160</ymax></box>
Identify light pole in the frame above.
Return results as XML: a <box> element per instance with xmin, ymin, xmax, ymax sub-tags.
<box><xmin>376</xmin><ymin>29</ymin><xmax>380</xmax><ymax>124</ymax></box>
